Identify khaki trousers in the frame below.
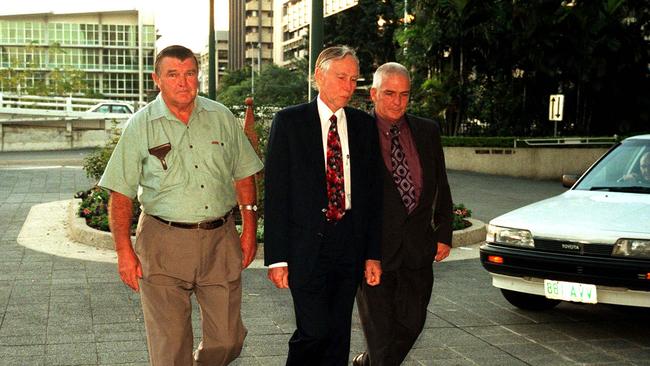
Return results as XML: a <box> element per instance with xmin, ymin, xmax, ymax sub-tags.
<box><xmin>134</xmin><ymin>214</ymin><xmax>247</xmax><ymax>366</ymax></box>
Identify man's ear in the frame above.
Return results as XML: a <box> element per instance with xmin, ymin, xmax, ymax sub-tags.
<box><xmin>314</xmin><ymin>67</ymin><xmax>324</xmax><ymax>86</ymax></box>
<box><xmin>370</xmin><ymin>87</ymin><xmax>378</xmax><ymax>102</ymax></box>
<box><xmin>151</xmin><ymin>72</ymin><xmax>159</xmax><ymax>88</ymax></box>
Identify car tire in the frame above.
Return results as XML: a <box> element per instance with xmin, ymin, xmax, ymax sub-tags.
<box><xmin>501</xmin><ymin>289</ymin><xmax>560</xmax><ymax>311</ymax></box>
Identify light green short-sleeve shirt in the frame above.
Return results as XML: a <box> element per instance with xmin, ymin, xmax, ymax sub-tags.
<box><xmin>99</xmin><ymin>94</ymin><xmax>263</xmax><ymax>222</ymax></box>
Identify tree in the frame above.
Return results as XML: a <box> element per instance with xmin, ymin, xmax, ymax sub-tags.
<box><xmin>397</xmin><ymin>0</ymin><xmax>649</xmax><ymax>136</ymax></box>
<box><xmin>397</xmin><ymin>0</ymin><xmax>500</xmax><ymax>135</ymax></box>
<box><xmin>216</xmin><ymin>66</ymin><xmax>253</xmax><ymax>106</ymax></box>
<box><xmin>217</xmin><ymin>63</ymin><xmax>308</xmax><ymax>107</ymax></box>
<box><xmin>324</xmin><ymin>0</ymin><xmax>401</xmax><ymax>81</ymax></box>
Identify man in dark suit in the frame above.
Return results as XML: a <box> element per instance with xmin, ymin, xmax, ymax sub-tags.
<box><xmin>353</xmin><ymin>62</ymin><xmax>454</xmax><ymax>366</ymax></box>
<box><xmin>264</xmin><ymin>46</ymin><xmax>383</xmax><ymax>366</ymax></box>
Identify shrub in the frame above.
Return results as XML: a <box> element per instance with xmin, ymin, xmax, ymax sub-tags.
<box><xmin>452</xmin><ymin>203</ymin><xmax>472</xmax><ymax>231</ymax></box>
<box><xmin>82</xmin><ymin>122</ymin><xmax>120</xmax><ymax>181</ymax></box>
<box><xmin>78</xmin><ymin>186</ymin><xmax>141</xmax><ymax>234</ymax></box>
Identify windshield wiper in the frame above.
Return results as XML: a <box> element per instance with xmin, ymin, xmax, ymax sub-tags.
<box><xmin>589</xmin><ymin>186</ymin><xmax>650</xmax><ymax>193</ymax></box>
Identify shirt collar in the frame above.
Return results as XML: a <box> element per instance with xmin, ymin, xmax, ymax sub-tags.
<box><xmin>147</xmin><ymin>94</ymin><xmax>208</xmax><ymax>122</ymax></box>
<box><xmin>375</xmin><ymin>110</ymin><xmax>406</xmax><ymax>138</ymax></box>
<box><xmin>317</xmin><ymin>94</ymin><xmax>343</xmax><ymax>122</ymax></box>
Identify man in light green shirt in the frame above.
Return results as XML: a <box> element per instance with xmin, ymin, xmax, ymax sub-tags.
<box><xmin>99</xmin><ymin>45</ymin><xmax>263</xmax><ymax>366</ymax></box>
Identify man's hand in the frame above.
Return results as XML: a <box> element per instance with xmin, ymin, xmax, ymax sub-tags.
<box><xmin>268</xmin><ymin>266</ymin><xmax>289</xmax><ymax>288</ymax></box>
<box><xmin>240</xmin><ymin>230</ymin><xmax>257</xmax><ymax>269</ymax></box>
<box><xmin>435</xmin><ymin>243</ymin><xmax>451</xmax><ymax>262</ymax></box>
<box><xmin>108</xmin><ymin>191</ymin><xmax>140</xmax><ymax>291</ymax></box>
<box><xmin>116</xmin><ymin>247</ymin><xmax>142</xmax><ymax>292</ymax></box>
<box><xmin>364</xmin><ymin>259</ymin><xmax>382</xmax><ymax>286</ymax></box>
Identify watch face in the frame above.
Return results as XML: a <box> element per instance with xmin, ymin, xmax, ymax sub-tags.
<box><xmin>241</xmin><ymin>204</ymin><xmax>258</xmax><ymax>211</ymax></box>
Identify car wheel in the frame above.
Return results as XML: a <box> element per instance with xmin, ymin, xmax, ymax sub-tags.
<box><xmin>501</xmin><ymin>289</ymin><xmax>560</xmax><ymax>311</ymax></box>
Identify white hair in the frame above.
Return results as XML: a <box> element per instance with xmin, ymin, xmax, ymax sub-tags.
<box><xmin>372</xmin><ymin>62</ymin><xmax>410</xmax><ymax>89</ymax></box>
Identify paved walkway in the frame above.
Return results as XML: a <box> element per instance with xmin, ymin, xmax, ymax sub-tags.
<box><xmin>1</xmin><ymin>165</ymin><xmax>649</xmax><ymax>365</ymax></box>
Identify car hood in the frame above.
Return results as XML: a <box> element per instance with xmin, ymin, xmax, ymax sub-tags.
<box><xmin>490</xmin><ymin>190</ymin><xmax>650</xmax><ymax>243</ymax></box>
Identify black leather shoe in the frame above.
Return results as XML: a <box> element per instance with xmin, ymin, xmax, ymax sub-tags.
<box><xmin>352</xmin><ymin>352</ymin><xmax>368</xmax><ymax>366</ymax></box>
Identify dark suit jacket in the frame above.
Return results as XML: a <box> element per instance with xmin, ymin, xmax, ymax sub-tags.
<box><xmin>264</xmin><ymin>100</ymin><xmax>382</xmax><ymax>286</ymax></box>
<box><xmin>379</xmin><ymin>114</ymin><xmax>453</xmax><ymax>271</ymax></box>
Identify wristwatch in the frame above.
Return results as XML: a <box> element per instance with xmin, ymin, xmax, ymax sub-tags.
<box><xmin>239</xmin><ymin>204</ymin><xmax>258</xmax><ymax>212</ymax></box>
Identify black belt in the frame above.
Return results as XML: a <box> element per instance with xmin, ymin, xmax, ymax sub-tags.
<box><xmin>150</xmin><ymin>209</ymin><xmax>233</xmax><ymax>230</ymax></box>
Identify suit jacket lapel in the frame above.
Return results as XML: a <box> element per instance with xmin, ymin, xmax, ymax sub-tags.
<box><xmin>344</xmin><ymin>107</ymin><xmax>361</xmax><ymax>174</ymax></box>
<box><xmin>407</xmin><ymin>115</ymin><xmax>436</xmax><ymax>214</ymax></box>
<box><xmin>305</xmin><ymin>100</ymin><xmax>327</xmax><ymax>195</ymax></box>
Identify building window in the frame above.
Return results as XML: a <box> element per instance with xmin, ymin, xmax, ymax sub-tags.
<box><xmin>103</xmin><ymin>24</ymin><xmax>138</xmax><ymax>47</ymax></box>
<box><xmin>80</xmin><ymin>24</ymin><xmax>100</xmax><ymax>46</ymax></box>
<box><xmin>143</xmin><ymin>25</ymin><xmax>156</xmax><ymax>47</ymax></box>
<box><xmin>102</xmin><ymin>49</ymin><xmax>139</xmax><ymax>71</ymax></box>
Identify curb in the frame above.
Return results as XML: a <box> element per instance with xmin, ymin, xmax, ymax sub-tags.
<box><xmin>67</xmin><ymin>199</ymin><xmax>486</xmax><ymax>253</ymax></box>
<box><xmin>67</xmin><ymin>198</ymin><xmax>132</xmax><ymax>250</ymax></box>
<box><xmin>452</xmin><ymin>218</ymin><xmax>486</xmax><ymax>247</ymax></box>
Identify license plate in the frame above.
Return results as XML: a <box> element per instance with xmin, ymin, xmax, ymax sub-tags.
<box><xmin>544</xmin><ymin>280</ymin><xmax>597</xmax><ymax>304</ymax></box>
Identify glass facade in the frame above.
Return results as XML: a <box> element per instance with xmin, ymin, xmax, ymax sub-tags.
<box><xmin>0</xmin><ymin>11</ymin><xmax>156</xmax><ymax>102</ymax></box>
<box><xmin>1</xmin><ymin>21</ymin><xmax>155</xmax><ymax>48</ymax></box>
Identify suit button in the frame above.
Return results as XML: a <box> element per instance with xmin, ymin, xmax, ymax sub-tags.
<box><xmin>317</xmin><ymin>232</ymin><xmax>324</xmax><ymax>238</ymax></box>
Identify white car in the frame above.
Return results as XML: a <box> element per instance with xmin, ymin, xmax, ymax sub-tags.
<box><xmin>480</xmin><ymin>134</ymin><xmax>650</xmax><ymax>310</ymax></box>
<box><xmin>87</xmin><ymin>102</ymin><xmax>134</xmax><ymax>114</ymax></box>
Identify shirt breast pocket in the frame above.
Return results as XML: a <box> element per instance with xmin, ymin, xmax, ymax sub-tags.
<box><xmin>143</xmin><ymin>143</ymin><xmax>175</xmax><ymax>190</ymax></box>
<box><xmin>204</xmin><ymin>137</ymin><xmax>233</xmax><ymax>176</ymax></box>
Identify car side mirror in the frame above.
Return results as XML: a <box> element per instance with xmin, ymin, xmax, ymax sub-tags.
<box><xmin>561</xmin><ymin>174</ymin><xmax>578</xmax><ymax>188</ymax></box>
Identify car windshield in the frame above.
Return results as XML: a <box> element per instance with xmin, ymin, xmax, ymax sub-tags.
<box><xmin>575</xmin><ymin>139</ymin><xmax>650</xmax><ymax>193</ymax></box>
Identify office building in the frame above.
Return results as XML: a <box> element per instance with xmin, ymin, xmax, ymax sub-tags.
<box><xmin>273</xmin><ymin>0</ymin><xmax>358</xmax><ymax>66</ymax></box>
<box><xmin>199</xmin><ymin>30</ymin><xmax>229</xmax><ymax>94</ymax></box>
<box><xmin>0</xmin><ymin>9</ymin><xmax>156</xmax><ymax>103</ymax></box>
<box><xmin>229</xmin><ymin>0</ymin><xmax>273</xmax><ymax>72</ymax></box>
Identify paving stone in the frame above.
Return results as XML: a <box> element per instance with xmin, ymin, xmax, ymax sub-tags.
<box><xmin>0</xmin><ymin>333</ymin><xmax>46</xmax><ymax>346</ymax></box>
<box><xmin>2</xmin><ymin>167</ymin><xmax>650</xmax><ymax>365</ymax></box>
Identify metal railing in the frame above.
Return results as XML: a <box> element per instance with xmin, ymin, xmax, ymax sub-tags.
<box><xmin>0</xmin><ymin>93</ymin><xmax>140</xmax><ymax>112</ymax></box>
<box><xmin>513</xmin><ymin>136</ymin><xmax>619</xmax><ymax>148</ymax></box>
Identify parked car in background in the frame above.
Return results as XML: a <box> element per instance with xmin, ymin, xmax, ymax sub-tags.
<box><xmin>480</xmin><ymin>134</ymin><xmax>650</xmax><ymax>310</ymax></box>
<box><xmin>87</xmin><ymin>102</ymin><xmax>134</xmax><ymax>114</ymax></box>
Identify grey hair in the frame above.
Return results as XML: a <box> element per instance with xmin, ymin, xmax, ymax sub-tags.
<box><xmin>313</xmin><ymin>46</ymin><xmax>359</xmax><ymax>89</ymax></box>
<box><xmin>372</xmin><ymin>62</ymin><xmax>410</xmax><ymax>89</ymax></box>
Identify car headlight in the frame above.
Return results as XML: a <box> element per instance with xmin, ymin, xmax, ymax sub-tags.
<box><xmin>612</xmin><ymin>239</ymin><xmax>650</xmax><ymax>259</ymax></box>
<box><xmin>486</xmin><ymin>225</ymin><xmax>534</xmax><ymax>248</ymax></box>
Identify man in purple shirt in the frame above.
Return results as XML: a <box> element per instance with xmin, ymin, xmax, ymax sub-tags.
<box><xmin>353</xmin><ymin>62</ymin><xmax>454</xmax><ymax>366</ymax></box>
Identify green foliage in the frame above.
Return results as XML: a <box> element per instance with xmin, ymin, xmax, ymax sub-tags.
<box><xmin>323</xmin><ymin>0</ymin><xmax>399</xmax><ymax>80</ymax></box>
<box><xmin>397</xmin><ymin>0</ymin><xmax>649</xmax><ymax>136</ymax></box>
<box><xmin>79</xmin><ymin>123</ymin><xmax>141</xmax><ymax>234</ymax></box>
<box><xmin>82</xmin><ymin>123</ymin><xmax>121</xmax><ymax>181</ymax></box>
<box><xmin>442</xmin><ymin>136</ymin><xmax>516</xmax><ymax>148</ymax></box>
<box><xmin>254</xmin><ymin>64</ymin><xmax>308</xmax><ymax>107</ymax></box>
<box><xmin>440</xmin><ymin>135</ymin><xmax>619</xmax><ymax>147</ymax></box>
<box><xmin>217</xmin><ymin>66</ymin><xmax>253</xmax><ymax>106</ymax></box>
<box><xmin>217</xmin><ymin>64</ymin><xmax>308</xmax><ymax>107</ymax></box>
<box><xmin>78</xmin><ymin>186</ymin><xmax>141</xmax><ymax>233</ymax></box>
<box><xmin>452</xmin><ymin>203</ymin><xmax>472</xmax><ymax>231</ymax></box>
<box><xmin>78</xmin><ymin>187</ymin><xmax>110</xmax><ymax>232</ymax></box>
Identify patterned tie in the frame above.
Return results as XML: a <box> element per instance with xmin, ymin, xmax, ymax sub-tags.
<box><xmin>390</xmin><ymin>124</ymin><xmax>416</xmax><ymax>212</ymax></box>
<box><xmin>325</xmin><ymin>114</ymin><xmax>346</xmax><ymax>221</ymax></box>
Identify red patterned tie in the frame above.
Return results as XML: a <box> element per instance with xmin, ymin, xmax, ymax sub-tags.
<box><xmin>325</xmin><ymin>114</ymin><xmax>345</xmax><ymax>221</ymax></box>
<box><xmin>390</xmin><ymin>124</ymin><xmax>416</xmax><ymax>212</ymax></box>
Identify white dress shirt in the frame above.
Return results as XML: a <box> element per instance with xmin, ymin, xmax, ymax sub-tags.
<box><xmin>317</xmin><ymin>96</ymin><xmax>352</xmax><ymax>210</ymax></box>
<box><xmin>269</xmin><ymin>95</ymin><xmax>353</xmax><ymax>269</ymax></box>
